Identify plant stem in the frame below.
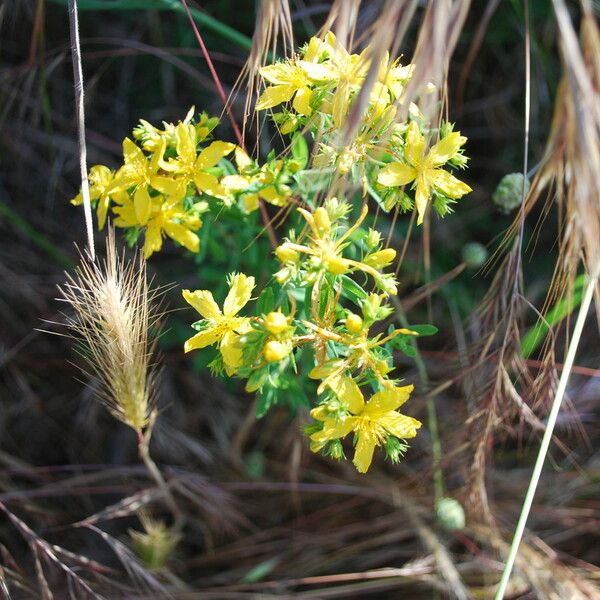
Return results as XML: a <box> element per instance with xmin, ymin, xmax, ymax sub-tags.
<box><xmin>67</xmin><ymin>0</ymin><xmax>95</xmax><ymax>261</ymax></box>
<box><xmin>137</xmin><ymin>433</ymin><xmax>184</xmax><ymax>531</ymax></box>
<box><xmin>494</xmin><ymin>260</ymin><xmax>600</xmax><ymax>600</ymax></box>
<box><xmin>392</xmin><ymin>299</ymin><xmax>444</xmax><ymax>504</ymax></box>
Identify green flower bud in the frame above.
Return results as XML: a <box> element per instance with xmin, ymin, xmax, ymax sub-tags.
<box><xmin>492</xmin><ymin>173</ymin><xmax>530</xmax><ymax>214</ymax></box>
<box><xmin>436</xmin><ymin>497</ymin><xmax>466</xmax><ymax>531</ymax></box>
<box><xmin>327</xmin><ymin>439</ymin><xmax>346</xmax><ymax>461</ymax></box>
<box><xmin>461</xmin><ymin>242</ymin><xmax>488</xmax><ymax>268</ymax></box>
<box><xmin>384</xmin><ymin>436</ymin><xmax>409</xmax><ymax>464</ymax></box>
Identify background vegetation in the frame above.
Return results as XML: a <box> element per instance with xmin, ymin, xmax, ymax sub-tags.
<box><xmin>0</xmin><ymin>1</ymin><xmax>598</xmax><ymax>598</ymax></box>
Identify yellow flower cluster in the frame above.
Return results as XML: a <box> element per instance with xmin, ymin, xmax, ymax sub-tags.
<box><xmin>183</xmin><ymin>199</ymin><xmax>422</xmax><ymax>473</ymax></box>
<box><xmin>71</xmin><ymin>108</ymin><xmax>296</xmax><ymax>257</ymax></box>
<box><xmin>256</xmin><ymin>31</ymin><xmax>472</xmax><ymax>224</ymax></box>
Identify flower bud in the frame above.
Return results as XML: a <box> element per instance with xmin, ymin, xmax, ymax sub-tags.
<box><xmin>313</xmin><ymin>207</ymin><xmax>331</xmax><ymax>235</ymax></box>
<box><xmin>264</xmin><ymin>340</ymin><xmax>290</xmax><ymax>363</ymax></box>
<box><xmin>436</xmin><ymin>497</ymin><xmax>466</xmax><ymax>531</ymax></box>
<box><xmin>345</xmin><ymin>313</ymin><xmax>363</xmax><ymax>334</ymax></box>
<box><xmin>366</xmin><ymin>228</ymin><xmax>381</xmax><ymax>249</ymax></box>
<box><xmin>264</xmin><ymin>311</ymin><xmax>288</xmax><ymax>334</ymax></box>
<box><xmin>274</xmin><ymin>267</ymin><xmax>291</xmax><ymax>284</ymax></box>
<box><xmin>461</xmin><ymin>242</ymin><xmax>487</xmax><ymax>268</ymax></box>
<box><xmin>492</xmin><ymin>173</ymin><xmax>530</xmax><ymax>214</ymax></box>
<box><xmin>323</xmin><ymin>253</ymin><xmax>349</xmax><ymax>275</ymax></box>
<box><xmin>364</xmin><ymin>248</ymin><xmax>396</xmax><ymax>268</ymax></box>
<box><xmin>275</xmin><ymin>244</ymin><xmax>299</xmax><ymax>264</ymax></box>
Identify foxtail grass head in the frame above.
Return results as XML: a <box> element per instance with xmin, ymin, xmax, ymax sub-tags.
<box><xmin>58</xmin><ymin>230</ymin><xmax>161</xmax><ymax>434</ymax></box>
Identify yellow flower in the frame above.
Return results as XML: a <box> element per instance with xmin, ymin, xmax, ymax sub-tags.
<box><xmin>160</xmin><ymin>123</ymin><xmax>235</xmax><ymax>200</ymax></box>
<box><xmin>377</xmin><ymin>121</ymin><xmax>472</xmax><ymax>225</ymax></box>
<box><xmin>108</xmin><ymin>137</ymin><xmax>177</xmax><ymax>226</ymax></box>
<box><xmin>113</xmin><ymin>195</ymin><xmax>201</xmax><ymax>259</ymax></box>
<box><xmin>182</xmin><ymin>273</ymin><xmax>255</xmax><ymax>375</ymax></box>
<box><xmin>310</xmin><ymin>378</ymin><xmax>420</xmax><ymax>473</ymax></box>
<box><xmin>264</xmin><ymin>340</ymin><xmax>290</xmax><ymax>363</ymax></box>
<box><xmin>345</xmin><ymin>313</ymin><xmax>363</xmax><ymax>334</ymax></box>
<box><xmin>256</xmin><ymin>59</ymin><xmax>332</xmax><ymax>116</ymax></box>
<box><xmin>264</xmin><ymin>311</ymin><xmax>288</xmax><ymax>335</ymax></box>
<box><xmin>319</xmin><ymin>32</ymin><xmax>371</xmax><ymax>127</ymax></box>
<box><xmin>71</xmin><ymin>165</ymin><xmax>126</xmax><ymax>229</ymax></box>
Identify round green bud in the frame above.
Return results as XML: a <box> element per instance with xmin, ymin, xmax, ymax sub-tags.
<box><xmin>492</xmin><ymin>173</ymin><xmax>530</xmax><ymax>214</ymax></box>
<box><xmin>461</xmin><ymin>242</ymin><xmax>488</xmax><ymax>268</ymax></box>
<box><xmin>436</xmin><ymin>497</ymin><xmax>466</xmax><ymax>531</ymax></box>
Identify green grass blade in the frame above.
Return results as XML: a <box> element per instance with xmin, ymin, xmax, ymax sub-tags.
<box><xmin>521</xmin><ymin>274</ymin><xmax>585</xmax><ymax>357</ymax></box>
<box><xmin>0</xmin><ymin>202</ymin><xmax>74</xmax><ymax>268</ymax></box>
<box><xmin>46</xmin><ymin>0</ymin><xmax>253</xmax><ymax>51</ymax></box>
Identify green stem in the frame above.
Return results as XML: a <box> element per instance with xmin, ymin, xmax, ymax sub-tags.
<box><xmin>392</xmin><ymin>299</ymin><xmax>444</xmax><ymax>504</ymax></box>
<box><xmin>137</xmin><ymin>431</ymin><xmax>184</xmax><ymax>532</ymax></box>
<box><xmin>494</xmin><ymin>261</ymin><xmax>600</xmax><ymax>600</ymax></box>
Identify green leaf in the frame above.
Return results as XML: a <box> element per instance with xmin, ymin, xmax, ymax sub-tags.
<box><xmin>339</xmin><ymin>275</ymin><xmax>368</xmax><ymax>303</ymax></box>
<box><xmin>407</xmin><ymin>324</ymin><xmax>438</xmax><ymax>336</ymax></box>
<box><xmin>521</xmin><ymin>274</ymin><xmax>585</xmax><ymax>358</ymax></box>
<box><xmin>257</xmin><ymin>287</ymin><xmax>275</xmax><ymax>315</ymax></box>
<box><xmin>290</xmin><ymin>133</ymin><xmax>309</xmax><ymax>169</ymax></box>
<box><xmin>256</xmin><ymin>388</ymin><xmax>275</xmax><ymax>418</ymax></box>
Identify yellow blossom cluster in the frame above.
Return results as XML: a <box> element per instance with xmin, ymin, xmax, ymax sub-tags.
<box><xmin>183</xmin><ymin>199</ymin><xmax>422</xmax><ymax>473</ymax></box>
<box><xmin>71</xmin><ymin>108</ymin><xmax>296</xmax><ymax>257</ymax></box>
<box><xmin>256</xmin><ymin>31</ymin><xmax>472</xmax><ymax>224</ymax></box>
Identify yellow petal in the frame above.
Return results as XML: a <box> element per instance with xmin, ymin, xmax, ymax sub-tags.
<box><xmin>310</xmin><ymin>416</ymin><xmax>356</xmax><ymax>445</ymax></box>
<box><xmin>429</xmin><ymin>169</ymin><xmax>472</xmax><ymax>199</ymax></box>
<box><xmin>175</xmin><ymin>123</ymin><xmax>196</xmax><ymax>165</ymax></box>
<box><xmin>379</xmin><ymin>412</ymin><xmax>422</xmax><ymax>439</ymax></box>
<box><xmin>428</xmin><ymin>132</ymin><xmax>467</xmax><ymax>166</ymax></box>
<box><xmin>415</xmin><ymin>178</ymin><xmax>430</xmax><ymax>226</ymax></box>
<box><xmin>242</xmin><ymin>193</ymin><xmax>260</xmax><ymax>213</ymax></box>
<box><xmin>377</xmin><ymin>162</ymin><xmax>416</xmax><ymax>188</ymax></box>
<box><xmin>194</xmin><ymin>172</ymin><xmax>225</xmax><ymax>197</ymax></box>
<box><xmin>134</xmin><ymin>186</ymin><xmax>152</xmax><ymax>225</ymax></box>
<box><xmin>182</xmin><ymin>289</ymin><xmax>222</xmax><ymax>320</ymax></box>
<box><xmin>143</xmin><ymin>218</ymin><xmax>163</xmax><ymax>258</ymax></box>
<box><xmin>308</xmin><ymin>360</ymin><xmax>343</xmax><ymax>380</ymax></box>
<box><xmin>235</xmin><ymin>147</ymin><xmax>254</xmax><ymax>170</ymax></box>
<box><xmin>365</xmin><ymin>384</ymin><xmax>414</xmax><ymax>416</ymax></box>
<box><xmin>122</xmin><ymin>137</ymin><xmax>145</xmax><ymax>168</ymax></box>
<box><xmin>195</xmin><ymin>141</ymin><xmax>236</xmax><ymax>169</ymax></box>
<box><xmin>221</xmin><ymin>174</ymin><xmax>251</xmax><ymax>192</ymax></box>
<box><xmin>223</xmin><ymin>273</ymin><xmax>255</xmax><ymax>316</ymax></box>
<box><xmin>405</xmin><ymin>121</ymin><xmax>425</xmax><ymax>167</ymax></box>
<box><xmin>184</xmin><ymin>328</ymin><xmax>222</xmax><ymax>353</ymax></box>
<box><xmin>96</xmin><ymin>196</ymin><xmax>110</xmax><ymax>230</ymax></box>
<box><xmin>163</xmin><ymin>221</ymin><xmax>200</xmax><ymax>253</ymax></box>
<box><xmin>89</xmin><ymin>165</ymin><xmax>112</xmax><ymax>188</ymax></box>
<box><xmin>256</xmin><ymin>84</ymin><xmax>295</xmax><ymax>110</ymax></box>
<box><xmin>292</xmin><ymin>86</ymin><xmax>312</xmax><ymax>116</ymax></box>
<box><xmin>260</xmin><ymin>185</ymin><xmax>288</xmax><ymax>206</ymax></box>
<box><xmin>220</xmin><ymin>330</ymin><xmax>243</xmax><ymax>374</ymax></box>
<box><xmin>259</xmin><ymin>63</ymin><xmax>294</xmax><ymax>85</ymax></box>
<box><xmin>297</xmin><ymin>60</ymin><xmax>335</xmax><ymax>81</ymax></box>
<box><xmin>353</xmin><ymin>433</ymin><xmax>377</xmax><ymax>473</ymax></box>
<box><xmin>328</xmin><ymin>376</ymin><xmax>365</xmax><ymax>414</ymax></box>
<box><xmin>151</xmin><ymin>175</ymin><xmax>186</xmax><ymax>200</ymax></box>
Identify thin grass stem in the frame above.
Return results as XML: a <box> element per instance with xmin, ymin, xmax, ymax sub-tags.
<box><xmin>494</xmin><ymin>259</ymin><xmax>600</xmax><ymax>600</ymax></box>
<box><xmin>67</xmin><ymin>0</ymin><xmax>95</xmax><ymax>260</ymax></box>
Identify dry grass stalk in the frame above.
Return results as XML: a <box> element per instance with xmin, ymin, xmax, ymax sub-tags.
<box><xmin>57</xmin><ymin>229</ymin><xmax>160</xmax><ymax>434</ymax></box>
